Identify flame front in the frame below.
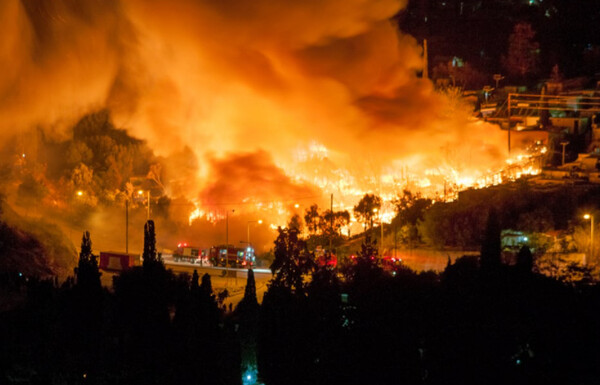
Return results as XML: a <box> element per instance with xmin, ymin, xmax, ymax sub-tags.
<box><xmin>0</xmin><ymin>1</ymin><xmax>545</xmax><ymax>239</ymax></box>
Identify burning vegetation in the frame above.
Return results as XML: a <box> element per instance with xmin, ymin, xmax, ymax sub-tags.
<box><xmin>0</xmin><ymin>0</ymin><xmax>547</xmax><ymax>262</ymax></box>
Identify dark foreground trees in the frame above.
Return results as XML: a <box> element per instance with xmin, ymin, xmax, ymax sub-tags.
<box><xmin>1</xmin><ymin>220</ymin><xmax>599</xmax><ymax>385</ymax></box>
<box><xmin>256</xmin><ymin>222</ymin><xmax>600</xmax><ymax>385</ymax></box>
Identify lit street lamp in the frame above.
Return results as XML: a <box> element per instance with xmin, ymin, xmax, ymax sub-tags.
<box><xmin>584</xmin><ymin>214</ymin><xmax>594</xmax><ymax>265</ymax></box>
<box><xmin>247</xmin><ymin>220</ymin><xmax>263</xmax><ymax>248</ymax></box>
<box><xmin>372</xmin><ymin>207</ymin><xmax>383</xmax><ymax>246</ymax></box>
<box><xmin>560</xmin><ymin>141</ymin><xmax>569</xmax><ymax>166</ymax></box>
<box><xmin>138</xmin><ymin>190</ymin><xmax>150</xmax><ymax>220</ymax></box>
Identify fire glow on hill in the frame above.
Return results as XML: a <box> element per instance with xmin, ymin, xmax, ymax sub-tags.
<box><xmin>1</xmin><ymin>0</ymin><xmax>542</xmax><ymax>231</ymax></box>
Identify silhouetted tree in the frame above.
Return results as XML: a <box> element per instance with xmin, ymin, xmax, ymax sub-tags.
<box><xmin>142</xmin><ymin>220</ymin><xmax>161</xmax><ymax>269</ymax></box>
<box><xmin>322</xmin><ymin>209</ymin><xmax>351</xmax><ymax>236</ymax></box>
<box><xmin>74</xmin><ymin>231</ymin><xmax>101</xmax><ymax>291</ymax></box>
<box><xmin>172</xmin><ymin>271</ymin><xmax>221</xmax><ymax>385</ymax></box>
<box><xmin>393</xmin><ymin>190</ymin><xmax>432</xmax><ymax>244</ymax></box>
<box><xmin>270</xmin><ymin>227</ymin><xmax>315</xmax><ymax>294</ymax></box>
<box><xmin>481</xmin><ymin>209</ymin><xmax>502</xmax><ymax>272</ymax></box>
<box><xmin>238</xmin><ymin>269</ymin><xmax>258</xmax><ymax>312</ymax></box>
<box><xmin>353</xmin><ymin>194</ymin><xmax>381</xmax><ymax>230</ymax></box>
<box><xmin>200</xmin><ymin>272</ymin><xmax>213</xmax><ymax>298</ymax></box>
<box><xmin>236</xmin><ymin>269</ymin><xmax>261</xmax><ymax>381</ymax></box>
<box><xmin>503</xmin><ymin>22</ymin><xmax>539</xmax><ymax>79</ymax></box>
<box><xmin>191</xmin><ymin>269</ymin><xmax>199</xmax><ymax>292</ymax></box>
<box><xmin>304</xmin><ymin>204</ymin><xmax>322</xmax><ymax>235</ymax></box>
<box><xmin>288</xmin><ymin>213</ymin><xmax>304</xmax><ymax>232</ymax></box>
<box><xmin>356</xmin><ymin>233</ymin><xmax>379</xmax><ymax>269</ymax></box>
<box><xmin>516</xmin><ymin>245</ymin><xmax>533</xmax><ymax>275</ymax></box>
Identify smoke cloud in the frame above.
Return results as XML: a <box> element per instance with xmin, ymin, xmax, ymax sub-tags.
<box><xmin>1</xmin><ymin>0</ymin><xmax>506</xmax><ymax>211</ymax></box>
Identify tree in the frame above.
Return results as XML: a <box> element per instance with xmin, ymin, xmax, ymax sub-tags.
<box><xmin>288</xmin><ymin>213</ymin><xmax>304</xmax><ymax>233</ymax></box>
<box><xmin>353</xmin><ymin>194</ymin><xmax>381</xmax><ymax>230</ymax></box>
<box><xmin>516</xmin><ymin>245</ymin><xmax>533</xmax><ymax>275</ymax></box>
<box><xmin>517</xmin><ymin>207</ymin><xmax>554</xmax><ymax>233</ymax></box>
<box><xmin>270</xmin><ymin>227</ymin><xmax>315</xmax><ymax>293</ymax></box>
<box><xmin>356</xmin><ymin>233</ymin><xmax>379</xmax><ymax>269</ymax></box>
<box><xmin>238</xmin><ymin>269</ymin><xmax>258</xmax><ymax>311</ymax></box>
<box><xmin>322</xmin><ymin>209</ymin><xmax>350</xmax><ymax>235</ymax></box>
<box><xmin>481</xmin><ymin>209</ymin><xmax>502</xmax><ymax>272</ymax></box>
<box><xmin>236</xmin><ymin>269</ymin><xmax>260</xmax><ymax>379</ymax></box>
<box><xmin>142</xmin><ymin>220</ymin><xmax>161</xmax><ymax>268</ymax></box>
<box><xmin>200</xmin><ymin>272</ymin><xmax>214</xmax><ymax>298</ymax></box>
<box><xmin>304</xmin><ymin>204</ymin><xmax>322</xmax><ymax>235</ymax></box>
<box><xmin>503</xmin><ymin>22</ymin><xmax>539</xmax><ymax>79</ymax></box>
<box><xmin>393</xmin><ymin>190</ymin><xmax>432</xmax><ymax>244</ymax></box>
<box><xmin>346</xmin><ymin>233</ymin><xmax>382</xmax><ymax>283</ymax></box>
<box><xmin>191</xmin><ymin>269</ymin><xmax>199</xmax><ymax>292</ymax></box>
<box><xmin>75</xmin><ymin>231</ymin><xmax>101</xmax><ymax>290</ymax></box>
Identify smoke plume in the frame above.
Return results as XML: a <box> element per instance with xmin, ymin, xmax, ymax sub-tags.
<box><xmin>1</xmin><ymin>0</ymin><xmax>506</xmax><ymax>211</ymax></box>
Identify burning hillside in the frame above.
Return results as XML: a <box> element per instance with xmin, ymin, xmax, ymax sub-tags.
<box><xmin>0</xmin><ymin>0</ymin><xmax>543</xmax><ymax>246</ymax></box>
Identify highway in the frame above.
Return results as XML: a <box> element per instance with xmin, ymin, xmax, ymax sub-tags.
<box><xmin>163</xmin><ymin>259</ymin><xmax>273</xmax><ymax>307</ymax></box>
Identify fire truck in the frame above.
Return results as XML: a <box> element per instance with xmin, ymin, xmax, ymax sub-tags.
<box><xmin>209</xmin><ymin>245</ymin><xmax>255</xmax><ymax>268</ymax></box>
<box><xmin>315</xmin><ymin>245</ymin><xmax>337</xmax><ymax>268</ymax></box>
<box><xmin>173</xmin><ymin>243</ymin><xmax>211</xmax><ymax>265</ymax></box>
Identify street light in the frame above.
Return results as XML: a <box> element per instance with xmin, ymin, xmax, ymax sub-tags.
<box><xmin>584</xmin><ymin>214</ymin><xmax>594</xmax><ymax>265</ymax></box>
<box><xmin>224</xmin><ymin>209</ymin><xmax>236</xmax><ymax>282</ymax></box>
<box><xmin>560</xmin><ymin>141</ymin><xmax>569</xmax><ymax>166</ymax></box>
<box><xmin>247</xmin><ymin>219</ymin><xmax>263</xmax><ymax>248</ymax></box>
<box><xmin>372</xmin><ymin>207</ymin><xmax>383</xmax><ymax>245</ymax></box>
<box><xmin>138</xmin><ymin>190</ymin><xmax>150</xmax><ymax>220</ymax></box>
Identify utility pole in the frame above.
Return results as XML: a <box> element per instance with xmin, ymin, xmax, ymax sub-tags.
<box><xmin>423</xmin><ymin>39</ymin><xmax>428</xmax><ymax>79</ymax></box>
<box><xmin>147</xmin><ymin>190</ymin><xmax>150</xmax><ymax>220</ymax></box>
<box><xmin>329</xmin><ymin>193</ymin><xmax>333</xmax><ymax>253</ymax></box>
<box><xmin>508</xmin><ymin>93</ymin><xmax>512</xmax><ymax>154</ymax></box>
<box><xmin>125</xmin><ymin>199</ymin><xmax>129</xmax><ymax>254</ymax></box>
<box><xmin>225</xmin><ymin>209</ymin><xmax>235</xmax><ymax>285</ymax></box>
<box><xmin>560</xmin><ymin>141</ymin><xmax>569</xmax><ymax>166</ymax></box>
<box><xmin>493</xmin><ymin>74</ymin><xmax>504</xmax><ymax>89</ymax></box>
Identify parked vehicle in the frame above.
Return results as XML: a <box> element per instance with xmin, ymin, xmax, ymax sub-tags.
<box><xmin>99</xmin><ymin>251</ymin><xmax>140</xmax><ymax>271</ymax></box>
<box><xmin>173</xmin><ymin>243</ymin><xmax>211</xmax><ymax>265</ymax></box>
<box><xmin>209</xmin><ymin>245</ymin><xmax>255</xmax><ymax>268</ymax></box>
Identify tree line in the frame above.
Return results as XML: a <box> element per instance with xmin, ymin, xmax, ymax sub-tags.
<box><xmin>1</xmin><ymin>213</ymin><xmax>599</xmax><ymax>384</ymax></box>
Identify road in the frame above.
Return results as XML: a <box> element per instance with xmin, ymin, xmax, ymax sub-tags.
<box><xmin>163</xmin><ymin>260</ymin><xmax>273</xmax><ymax>308</ymax></box>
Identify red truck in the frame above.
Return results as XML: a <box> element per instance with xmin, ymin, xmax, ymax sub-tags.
<box><xmin>209</xmin><ymin>245</ymin><xmax>255</xmax><ymax>268</ymax></box>
<box><xmin>99</xmin><ymin>251</ymin><xmax>140</xmax><ymax>271</ymax></box>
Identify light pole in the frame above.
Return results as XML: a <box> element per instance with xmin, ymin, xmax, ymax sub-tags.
<box><xmin>225</xmin><ymin>209</ymin><xmax>235</xmax><ymax>282</ymax></box>
<box><xmin>584</xmin><ymin>214</ymin><xmax>594</xmax><ymax>265</ymax></box>
<box><xmin>247</xmin><ymin>219</ymin><xmax>263</xmax><ymax>248</ymax></box>
<box><xmin>372</xmin><ymin>207</ymin><xmax>378</xmax><ymax>237</ymax></box>
<box><xmin>372</xmin><ymin>208</ymin><xmax>383</xmax><ymax>247</ymax></box>
<box><xmin>125</xmin><ymin>199</ymin><xmax>129</xmax><ymax>254</ymax></box>
<box><xmin>560</xmin><ymin>141</ymin><xmax>569</xmax><ymax>166</ymax></box>
<box><xmin>138</xmin><ymin>190</ymin><xmax>150</xmax><ymax>220</ymax></box>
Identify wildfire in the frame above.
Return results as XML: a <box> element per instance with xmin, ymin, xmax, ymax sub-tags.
<box><xmin>188</xmin><ymin>139</ymin><xmax>547</xmax><ymax>229</ymax></box>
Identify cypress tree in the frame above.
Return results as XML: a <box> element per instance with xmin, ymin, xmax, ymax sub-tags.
<box><xmin>242</xmin><ymin>269</ymin><xmax>258</xmax><ymax>307</ymax></box>
<box><xmin>481</xmin><ymin>208</ymin><xmax>502</xmax><ymax>272</ymax></box>
<box><xmin>191</xmin><ymin>269</ymin><xmax>200</xmax><ymax>292</ymax></box>
<box><xmin>142</xmin><ymin>220</ymin><xmax>160</xmax><ymax>269</ymax></box>
<box><xmin>516</xmin><ymin>245</ymin><xmax>533</xmax><ymax>275</ymax></box>
<box><xmin>200</xmin><ymin>273</ymin><xmax>214</xmax><ymax>298</ymax></box>
<box><xmin>75</xmin><ymin>231</ymin><xmax>101</xmax><ymax>290</ymax></box>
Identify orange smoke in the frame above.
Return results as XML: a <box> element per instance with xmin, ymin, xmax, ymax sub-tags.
<box><xmin>1</xmin><ymin>0</ymin><xmax>517</xmax><ymax>228</ymax></box>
